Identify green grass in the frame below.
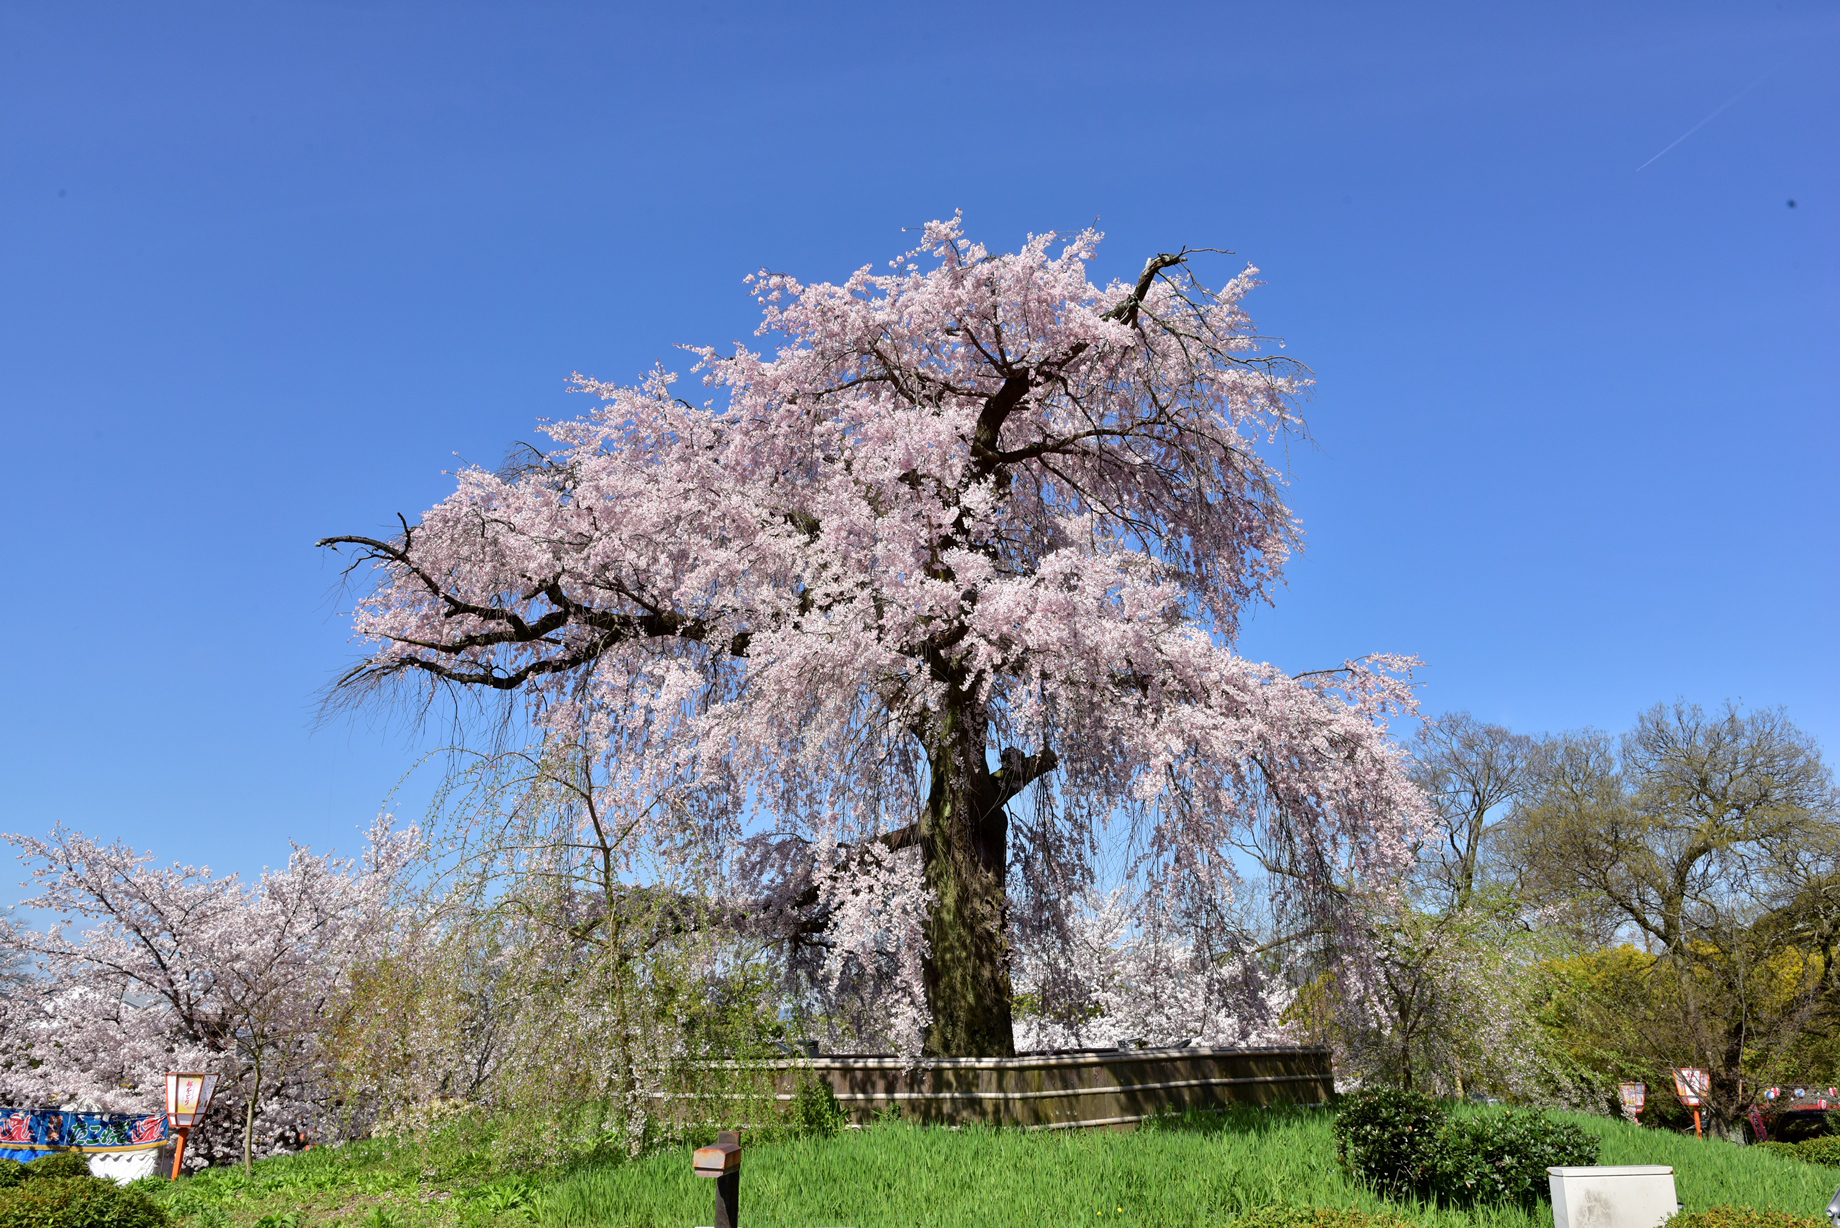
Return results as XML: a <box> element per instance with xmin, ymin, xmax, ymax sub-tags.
<box><xmin>142</xmin><ymin>1106</ymin><xmax>1840</xmax><ymax>1228</ymax></box>
<box><xmin>540</xmin><ymin>1108</ymin><xmax>1840</xmax><ymax>1228</ymax></box>
<box><xmin>1579</xmin><ymin>1115</ymin><xmax>1840</xmax><ymax>1215</ymax></box>
<box><xmin>145</xmin><ymin>1135</ymin><xmax>537</xmax><ymax>1228</ymax></box>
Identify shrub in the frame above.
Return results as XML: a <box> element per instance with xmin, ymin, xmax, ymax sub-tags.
<box><xmin>1231</xmin><ymin>1207</ymin><xmax>1412</xmax><ymax>1228</ymax></box>
<box><xmin>1666</xmin><ymin>1209</ymin><xmax>1826</xmax><ymax>1228</ymax></box>
<box><xmin>18</xmin><ymin>1156</ymin><xmax>92</xmax><ymax>1183</ymax></box>
<box><xmin>790</xmin><ymin>1077</ymin><xmax>847</xmax><ymax>1138</ymax></box>
<box><xmin>1334</xmin><ymin>1089</ymin><xmax>1598</xmax><ymax>1206</ymax></box>
<box><xmin>1435</xmin><ymin>1111</ymin><xmax>1598</xmax><ymax>1204</ymax></box>
<box><xmin>1753</xmin><ymin>1141</ymin><xmax>1803</xmax><ymax>1160</ymax></box>
<box><xmin>1332</xmin><ymin>1089</ymin><xmax>1448</xmax><ymax>1199</ymax></box>
<box><xmin>0</xmin><ymin>1164</ymin><xmax>19</xmax><ymax>1191</ymax></box>
<box><xmin>1796</xmin><ymin>1136</ymin><xmax>1840</xmax><ymax>1167</ymax></box>
<box><xmin>0</xmin><ymin>1174</ymin><xmax>167</xmax><ymax>1228</ymax></box>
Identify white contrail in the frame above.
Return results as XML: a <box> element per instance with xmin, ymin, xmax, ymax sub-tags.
<box><xmin>1635</xmin><ymin>62</ymin><xmax>1781</xmax><ymax>171</ymax></box>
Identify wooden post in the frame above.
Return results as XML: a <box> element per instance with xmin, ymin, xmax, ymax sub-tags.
<box><xmin>169</xmin><ymin>1127</ymin><xmax>190</xmax><ymax>1180</ymax></box>
<box><xmin>693</xmin><ymin>1130</ymin><xmax>742</xmax><ymax>1228</ymax></box>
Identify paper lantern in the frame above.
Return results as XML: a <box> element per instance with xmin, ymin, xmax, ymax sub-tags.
<box><xmin>165</xmin><ymin>1073</ymin><xmax>218</xmax><ymax>1129</ymax></box>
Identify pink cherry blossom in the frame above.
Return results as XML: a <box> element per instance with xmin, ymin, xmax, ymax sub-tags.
<box><xmin>0</xmin><ymin>819</ymin><xmax>407</xmax><ymax>1167</ymax></box>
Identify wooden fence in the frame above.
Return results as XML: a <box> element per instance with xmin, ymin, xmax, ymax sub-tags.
<box><xmin>765</xmin><ymin>1046</ymin><xmax>1333</xmax><ymax>1130</ymax></box>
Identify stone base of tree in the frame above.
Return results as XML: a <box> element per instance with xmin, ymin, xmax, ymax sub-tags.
<box><xmin>750</xmin><ymin>1046</ymin><xmax>1332</xmax><ymax>1128</ymax></box>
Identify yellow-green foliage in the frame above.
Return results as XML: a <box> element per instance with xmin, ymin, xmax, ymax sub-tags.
<box><xmin>1666</xmin><ymin>1209</ymin><xmax>1827</xmax><ymax>1228</ymax></box>
<box><xmin>1755</xmin><ymin>1135</ymin><xmax>1840</xmax><ymax>1168</ymax></box>
<box><xmin>1534</xmin><ymin>943</ymin><xmax>1840</xmax><ymax>1100</ymax></box>
<box><xmin>1534</xmin><ymin>945</ymin><xmax>1661</xmax><ymax>1078</ymax></box>
<box><xmin>1231</xmin><ymin>1208</ymin><xmax>1412</xmax><ymax>1228</ymax></box>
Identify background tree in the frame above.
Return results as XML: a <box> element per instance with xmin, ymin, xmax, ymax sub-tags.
<box><xmin>1296</xmin><ymin>891</ymin><xmax>1571</xmax><ymax>1100</ymax></box>
<box><xmin>0</xmin><ymin>824</ymin><xmax>400</xmax><ymax>1169</ymax></box>
<box><xmin>321</xmin><ymin>218</ymin><xmax>1426</xmax><ymax>1057</ymax></box>
<box><xmin>1501</xmin><ymin>702</ymin><xmax>1840</xmax><ymax>1129</ymax></box>
<box><xmin>1010</xmin><ymin>888</ymin><xmax>1294</xmax><ymax>1052</ymax></box>
<box><xmin>1292</xmin><ymin>712</ymin><xmax>1557</xmax><ymax>1098</ymax></box>
<box><xmin>324</xmin><ymin>744</ymin><xmax>788</xmax><ymax>1162</ymax></box>
<box><xmin>1409</xmin><ymin>713</ymin><xmax>1531</xmax><ymax>909</ymax></box>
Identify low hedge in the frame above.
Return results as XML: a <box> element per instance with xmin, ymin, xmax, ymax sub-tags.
<box><xmin>1750</xmin><ymin>1133</ymin><xmax>1840</xmax><ymax>1167</ymax></box>
<box><xmin>1792</xmin><ymin>1136</ymin><xmax>1840</xmax><ymax>1166</ymax></box>
<box><xmin>1665</xmin><ymin>1209</ymin><xmax>1826</xmax><ymax>1228</ymax></box>
<box><xmin>1437</xmin><ymin>1110</ymin><xmax>1599</xmax><ymax>1204</ymax></box>
<box><xmin>0</xmin><ymin>1173</ymin><xmax>166</xmax><ymax>1228</ymax></box>
<box><xmin>17</xmin><ymin>1158</ymin><xmax>91</xmax><ymax>1184</ymax></box>
<box><xmin>0</xmin><ymin>1156</ymin><xmax>93</xmax><ymax>1192</ymax></box>
<box><xmin>1332</xmin><ymin>1089</ymin><xmax>1446</xmax><ymax>1199</ymax></box>
<box><xmin>1230</xmin><ymin>1208</ymin><xmax>1412</xmax><ymax>1228</ymax></box>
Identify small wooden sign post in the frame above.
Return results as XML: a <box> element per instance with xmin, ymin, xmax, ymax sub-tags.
<box><xmin>1672</xmin><ymin>1068</ymin><xmax>1708</xmax><ymax>1139</ymax></box>
<box><xmin>693</xmin><ymin>1129</ymin><xmax>742</xmax><ymax>1228</ymax></box>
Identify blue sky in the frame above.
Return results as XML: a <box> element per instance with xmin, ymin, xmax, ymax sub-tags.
<box><xmin>0</xmin><ymin>1</ymin><xmax>1833</xmax><ymax>884</ymax></box>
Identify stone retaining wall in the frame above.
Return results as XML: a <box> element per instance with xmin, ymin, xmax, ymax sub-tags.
<box><xmin>768</xmin><ymin>1046</ymin><xmax>1333</xmax><ymax>1129</ymax></box>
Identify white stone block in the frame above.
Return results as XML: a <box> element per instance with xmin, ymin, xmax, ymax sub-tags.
<box><xmin>86</xmin><ymin>1149</ymin><xmax>162</xmax><ymax>1184</ymax></box>
<box><xmin>1548</xmin><ymin>1165</ymin><xmax>1679</xmax><ymax>1228</ymax></box>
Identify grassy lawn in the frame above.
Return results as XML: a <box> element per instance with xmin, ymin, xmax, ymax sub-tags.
<box><xmin>146</xmin><ymin>1107</ymin><xmax>1840</xmax><ymax>1228</ymax></box>
<box><xmin>145</xmin><ymin>1140</ymin><xmax>541</xmax><ymax>1228</ymax></box>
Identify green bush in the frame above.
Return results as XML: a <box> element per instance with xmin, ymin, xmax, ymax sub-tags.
<box><xmin>1332</xmin><ymin>1089</ymin><xmax>1447</xmax><ymax>1199</ymax></box>
<box><xmin>0</xmin><ymin>1174</ymin><xmax>167</xmax><ymax>1228</ymax></box>
<box><xmin>790</xmin><ymin>1076</ymin><xmax>848</xmax><ymax>1138</ymax></box>
<box><xmin>0</xmin><ymin>1164</ymin><xmax>19</xmax><ymax>1191</ymax></box>
<box><xmin>1753</xmin><ymin>1141</ymin><xmax>1803</xmax><ymax>1160</ymax></box>
<box><xmin>1334</xmin><ymin>1089</ymin><xmax>1598</xmax><ymax>1206</ymax></box>
<box><xmin>1230</xmin><ymin>1207</ymin><xmax>1411</xmax><ymax>1228</ymax></box>
<box><xmin>1666</xmin><ymin>1208</ymin><xmax>1826</xmax><ymax>1228</ymax></box>
<box><xmin>1796</xmin><ymin>1136</ymin><xmax>1840</xmax><ymax>1167</ymax></box>
<box><xmin>18</xmin><ymin>1156</ymin><xmax>91</xmax><ymax>1183</ymax></box>
<box><xmin>1435</xmin><ymin>1111</ymin><xmax>1597</xmax><ymax>1204</ymax></box>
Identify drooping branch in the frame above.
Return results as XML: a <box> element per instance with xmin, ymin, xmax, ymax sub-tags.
<box><xmin>318</xmin><ymin>533</ymin><xmax>752</xmax><ymax>691</ymax></box>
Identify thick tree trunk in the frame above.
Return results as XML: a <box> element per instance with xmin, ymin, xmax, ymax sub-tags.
<box><xmin>917</xmin><ymin>693</ymin><xmax>1015</xmax><ymax>1057</ymax></box>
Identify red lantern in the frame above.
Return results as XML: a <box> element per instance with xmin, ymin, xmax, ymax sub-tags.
<box><xmin>164</xmin><ymin>1073</ymin><xmax>219</xmax><ymax>1179</ymax></box>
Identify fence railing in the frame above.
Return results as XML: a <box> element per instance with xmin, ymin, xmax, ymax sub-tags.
<box><xmin>764</xmin><ymin>1045</ymin><xmax>1333</xmax><ymax>1128</ymax></box>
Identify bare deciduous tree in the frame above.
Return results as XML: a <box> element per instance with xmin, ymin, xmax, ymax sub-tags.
<box><xmin>1410</xmin><ymin>712</ymin><xmax>1532</xmax><ymax>909</ymax></box>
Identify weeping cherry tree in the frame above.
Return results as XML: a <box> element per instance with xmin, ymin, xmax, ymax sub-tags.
<box><xmin>321</xmin><ymin>218</ymin><xmax>1426</xmax><ymax>1057</ymax></box>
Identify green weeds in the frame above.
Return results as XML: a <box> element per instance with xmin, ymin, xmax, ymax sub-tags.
<box><xmin>147</xmin><ymin>1135</ymin><xmax>526</xmax><ymax>1228</ymax></box>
